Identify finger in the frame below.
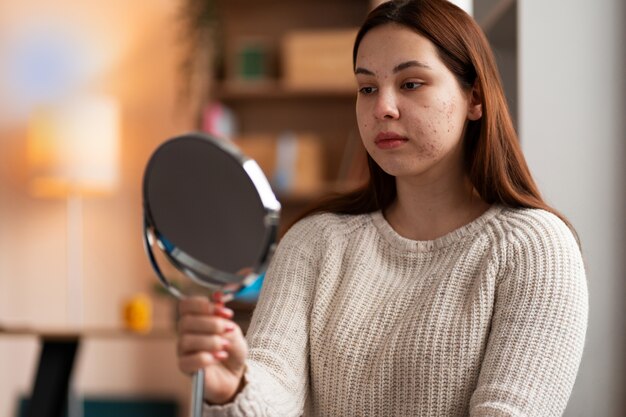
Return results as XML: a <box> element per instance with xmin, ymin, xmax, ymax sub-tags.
<box><xmin>178</xmin><ymin>297</ymin><xmax>234</xmax><ymax>319</ymax></box>
<box><xmin>212</xmin><ymin>291</ymin><xmax>225</xmax><ymax>305</ymax></box>
<box><xmin>178</xmin><ymin>315</ymin><xmax>236</xmax><ymax>335</ymax></box>
<box><xmin>214</xmin><ymin>305</ymin><xmax>235</xmax><ymax>319</ymax></box>
<box><xmin>178</xmin><ymin>334</ymin><xmax>231</xmax><ymax>356</ymax></box>
<box><xmin>178</xmin><ymin>296</ymin><xmax>215</xmax><ymax>316</ymax></box>
<box><xmin>178</xmin><ymin>351</ymin><xmax>224</xmax><ymax>374</ymax></box>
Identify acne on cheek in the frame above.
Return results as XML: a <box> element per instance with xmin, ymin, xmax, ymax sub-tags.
<box><xmin>444</xmin><ymin>100</ymin><xmax>456</xmax><ymax>118</ymax></box>
<box><xmin>425</xmin><ymin>100</ymin><xmax>454</xmax><ymax>138</ymax></box>
<box><xmin>415</xmin><ymin>140</ymin><xmax>441</xmax><ymax>159</ymax></box>
<box><xmin>442</xmin><ymin>99</ymin><xmax>458</xmax><ymax>133</ymax></box>
<box><xmin>427</xmin><ymin>120</ymin><xmax>438</xmax><ymax>136</ymax></box>
<box><xmin>413</xmin><ymin>125</ymin><xmax>442</xmax><ymax>159</ymax></box>
<box><xmin>414</xmin><ymin>103</ymin><xmax>452</xmax><ymax>159</ymax></box>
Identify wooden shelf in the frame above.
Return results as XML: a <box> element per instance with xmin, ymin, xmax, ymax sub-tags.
<box><xmin>210</xmin><ymin>0</ymin><xmax>369</xmax><ymax>227</ymax></box>
<box><xmin>216</xmin><ymin>80</ymin><xmax>357</xmax><ymax>100</ymax></box>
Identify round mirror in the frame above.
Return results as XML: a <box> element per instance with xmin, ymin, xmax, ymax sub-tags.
<box><xmin>142</xmin><ymin>132</ymin><xmax>281</xmax><ymax>417</ymax></box>
<box><xmin>142</xmin><ymin>132</ymin><xmax>281</xmax><ymax>297</ymax></box>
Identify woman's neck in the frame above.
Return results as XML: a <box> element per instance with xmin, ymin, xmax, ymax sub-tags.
<box><xmin>385</xmin><ymin>175</ymin><xmax>490</xmax><ymax>241</ymax></box>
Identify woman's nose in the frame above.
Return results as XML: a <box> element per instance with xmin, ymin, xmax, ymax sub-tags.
<box><xmin>373</xmin><ymin>91</ymin><xmax>400</xmax><ymax>120</ymax></box>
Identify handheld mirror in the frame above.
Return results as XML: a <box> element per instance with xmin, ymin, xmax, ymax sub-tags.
<box><xmin>142</xmin><ymin>132</ymin><xmax>281</xmax><ymax>417</ymax></box>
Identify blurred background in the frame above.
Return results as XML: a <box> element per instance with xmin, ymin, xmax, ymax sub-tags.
<box><xmin>0</xmin><ymin>0</ymin><xmax>623</xmax><ymax>416</ymax></box>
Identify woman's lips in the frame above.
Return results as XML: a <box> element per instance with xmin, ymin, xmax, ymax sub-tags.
<box><xmin>374</xmin><ymin>132</ymin><xmax>409</xmax><ymax>149</ymax></box>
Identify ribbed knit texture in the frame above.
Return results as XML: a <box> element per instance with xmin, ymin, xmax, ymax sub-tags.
<box><xmin>205</xmin><ymin>205</ymin><xmax>588</xmax><ymax>417</ymax></box>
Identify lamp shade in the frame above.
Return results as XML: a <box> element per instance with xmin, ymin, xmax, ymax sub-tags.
<box><xmin>27</xmin><ymin>95</ymin><xmax>120</xmax><ymax>197</ymax></box>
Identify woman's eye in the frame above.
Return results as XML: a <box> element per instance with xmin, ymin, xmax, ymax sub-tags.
<box><xmin>402</xmin><ymin>81</ymin><xmax>422</xmax><ymax>90</ymax></box>
<box><xmin>358</xmin><ymin>86</ymin><xmax>377</xmax><ymax>95</ymax></box>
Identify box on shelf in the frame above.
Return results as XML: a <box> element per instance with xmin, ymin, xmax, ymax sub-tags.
<box><xmin>234</xmin><ymin>132</ymin><xmax>325</xmax><ymax>196</ymax></box>
<box><xmin>281</xmin><ymin>28</ymin><xmax>358</xmax><ymax>91</ymax></box>
<box><xmin>227</xmin><ymin>36</ymin><xmax>276</xmax><ymax>83</ymax></box>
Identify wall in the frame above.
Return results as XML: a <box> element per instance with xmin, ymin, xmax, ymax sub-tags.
<box><xmin>519</xmin><ymin>0</ymin><xmax>626</xmax><ymax>415</ymax></box>
<box><xmin>0</xmin><ymin>0</ymin><xmax>195</xmax><ymax>416</ymax></box>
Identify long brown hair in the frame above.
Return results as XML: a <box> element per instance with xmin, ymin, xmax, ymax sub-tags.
<box><xmin>296</xmin><ymin>0</ymin><xmax>577</xmax><ymax>240</ymax></box>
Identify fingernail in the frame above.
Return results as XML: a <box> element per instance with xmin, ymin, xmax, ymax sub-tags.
<box><xmin>224</xmin><ymin>323</ymin><xmax>236</xmax><ymax>332</ymax></box>
<box><xmin>217</xmin><ymin>307</ymin><xmax>234</xmax><ymax>317</ymax></box>
<box><xmin>214</xmin><ymin>351</ymin><xmax>228</xmax><ymax>360</ymax></box>
<box><xmin>222</xmin><ymin>339</ymin><xmax>231</xmax><ymax>349</ymax></box>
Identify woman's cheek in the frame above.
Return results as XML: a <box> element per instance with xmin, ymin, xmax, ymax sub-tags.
<box><xmin>409</xmin><ymin>116</ymin><xmax>444</xmax><ymax>160</ymax></box>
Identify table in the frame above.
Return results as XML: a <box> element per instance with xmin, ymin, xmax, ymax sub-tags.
<box><xmin>0</xmin><ymin>325</ymin><xmax>175</xmax><ymax>417</ymax></box>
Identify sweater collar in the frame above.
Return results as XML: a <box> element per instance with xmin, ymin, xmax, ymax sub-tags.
<box><xmin>369</xmin><ymin>204</ymin><xmax>503</xmax><ymax>252</ymax></box>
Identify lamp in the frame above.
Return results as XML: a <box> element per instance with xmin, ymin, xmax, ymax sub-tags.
<box><xmin>27</xmin><ymin>95</ymin><xmax>120</xmax><ymax>327</ymax></box>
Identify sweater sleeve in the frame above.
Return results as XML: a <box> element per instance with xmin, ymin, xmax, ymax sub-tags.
<box><xmin>469</xmin><ymin>211</ymin><xmax>588</xmax><ymax>417</ymax></box>
<box><xmin>203</xmin><ymin>217</ymin><xmax>320</xmax><ymax>417</ymax></box>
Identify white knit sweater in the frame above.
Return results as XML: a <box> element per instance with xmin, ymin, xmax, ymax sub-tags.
<box><xmin>205</xmin><ymin>204</ymin><xmax>588</xmax><ymax>416</ymax></box>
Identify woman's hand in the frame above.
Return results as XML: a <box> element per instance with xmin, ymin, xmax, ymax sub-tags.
<box><xmin>177</xmin><ymin>295</ymin><xmax>249</xmax><ymax>405</ymax></box>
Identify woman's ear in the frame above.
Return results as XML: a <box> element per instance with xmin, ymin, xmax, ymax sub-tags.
<box><xmin>467</xmin><ymin>81</ymin><xmax>483</xmax><ymax>121</ymax></box>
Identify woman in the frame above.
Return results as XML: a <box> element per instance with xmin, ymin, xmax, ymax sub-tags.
<box><xmin>177</xmin><ymin>1</ymin><xmax>588</xmax><ymax>415</ymax></box>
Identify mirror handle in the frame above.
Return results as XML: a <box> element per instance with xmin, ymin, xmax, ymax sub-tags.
<box><xmin>191</xmin><ymin>368</ymin><xmax>205</xmax><ymax>417</ymax></box>
<box><xmin>145</xmin><ymin>216</ymin><xmax>206</xmax><ymax>416</ymax></box>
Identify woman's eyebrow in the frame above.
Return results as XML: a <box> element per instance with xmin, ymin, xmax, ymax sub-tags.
<box><xmin>354</xmin><ymin>67</ymin><xmax>375</xmax><ymax>75</ymax></box>
<box><xmin>394</xmin><ymin>60</ymin><xmax>432</xmax><ymax>72</ymax></box>
<box><xmin>355</xmin><ymin>60</ymin><xmax>432</xmax><ymax>76</ymax></box>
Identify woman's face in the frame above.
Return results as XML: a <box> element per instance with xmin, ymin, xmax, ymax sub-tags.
<box><xmin>355</xmin><ymin>24</ymin><xmax>481</xmax><ymax>181</ymax></box>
